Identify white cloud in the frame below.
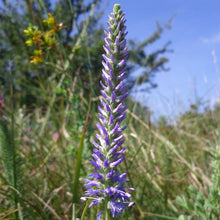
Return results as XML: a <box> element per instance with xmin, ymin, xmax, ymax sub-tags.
<box><xmin>202</xmin><ymin>32</ymin><xmax>220</xmax><ymax>44</ymax></box>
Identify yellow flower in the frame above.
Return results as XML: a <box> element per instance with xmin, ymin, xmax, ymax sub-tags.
<box><xmin>34</xmin><ymin>50</ymin><xmax>43</xmax><ymax>56</ymax></box>
<box><xmin>24</xmin><ymin>29</ymin><xmax>29</xmax><ymax>35</ymax></box>
<box><xmin>30</xmin><ymin>56</ymin><xmax>43</xmax><ymax>64</ymax></box>
<box><xmin>74</xmin><ymin>45</ymin><xmax>81</xmax><ymax>51</ymax></box>
<box><xmin>43</xmin><ymin>13</ymin><xmax>55</xmax><ymax>27</ymax></box>
<box><xmin>32</xmin><ymin>33</ymin><xmax>43</xmax><ymax>45</ymax></box>
<box><xmin>25</xmin><ymin>39</ymin><xmax>33</xmax><ymax>46</ymax></box>
<box><xmin>43</xmin><ymin>31</ymin><xmax>56</xmax><ymax>47</ymax></box>
<box><xmin>43</xmin><ymin>13</ymin><xmax>66</xmax><ymax>32</ymax></box>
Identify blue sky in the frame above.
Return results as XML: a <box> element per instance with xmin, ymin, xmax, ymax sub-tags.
<box><xmin>100</xmin><ymin>0</ymin><xmax>220</xmax><ymax>120</ymax></box>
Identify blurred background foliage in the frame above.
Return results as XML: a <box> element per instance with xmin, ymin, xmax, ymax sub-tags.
<box><xmin>0</xmin><ymin>0</ymin><xmax>170</xmax><ymax>106</ymax></box>
<box><xmin>0</xmin><ymin>0</ymin><xmax>220</xmax><ymax>219</ymax></box>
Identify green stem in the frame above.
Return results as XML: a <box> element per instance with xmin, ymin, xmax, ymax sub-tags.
<box><xmin>81</xmin><ymin>199</ymin><xmax>91</xmax><ymax>219</ymax></box>
<box><xmin>38</xmin><ymin>0</ymin><xmax>48</xmax><ymax>15</ymax></box>
<box><xmin>72</xmin><ymin>96</ymin><xmax>91</xmax><ymax>220</ymax></box>
<box><xmin>72</xmin><ymin>95</ymin><xmax>91</xmax><ymax>204</ymax></box>
<box><xmin>105</xmin><ymin>200</ymin><xmax>110</xmax><ymax>220</ymax></box>
<box><xmin>9</xmin><ymin>60</ymin><xmax>19</xmax><ymax>220</ymax></box>
<box><xmin>105</xmin><ymin>210</ymin><xmax>110</xmax><ymax>220</ymax></box>
<box><xmin>68</xmin><ymin>0</ymin><xmax>74</xmax><ymax>15</ymax></box>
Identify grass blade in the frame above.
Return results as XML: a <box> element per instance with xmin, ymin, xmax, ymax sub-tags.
<box><xmin>72</xmin><ymin>95</ymin><xmax>91</xmax><ymax>204</ymax></box>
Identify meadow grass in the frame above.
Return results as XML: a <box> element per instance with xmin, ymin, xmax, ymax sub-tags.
<box><xmin>1</xmin><ymin>83</ymin><xmax>220</xmax><ymax>219</ymax></box>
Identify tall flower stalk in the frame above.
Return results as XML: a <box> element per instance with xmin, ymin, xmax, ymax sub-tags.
<box><xmin>81</xmin><ymin>4</ymin><xmax>134</xmax><ymax>220</ymax></box>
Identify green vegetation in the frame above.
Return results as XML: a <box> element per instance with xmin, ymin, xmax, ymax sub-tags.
<box><xmin>0</xmin><ymin>0</ymin><xmax>220</xmax><ymax>219</ymax></box>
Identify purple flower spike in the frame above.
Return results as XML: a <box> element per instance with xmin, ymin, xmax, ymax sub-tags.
<box><xmin>81</xmin><ymin>4</ymin><xmax>134</xmax><ymax>219</ymax></box>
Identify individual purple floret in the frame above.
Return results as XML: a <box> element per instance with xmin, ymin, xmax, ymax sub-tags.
<box><xmin>81</xmin><ymin>4</ymin><xmax>134</xmax><ymax>219</ymax></box>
